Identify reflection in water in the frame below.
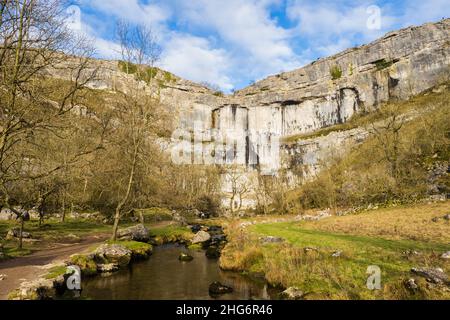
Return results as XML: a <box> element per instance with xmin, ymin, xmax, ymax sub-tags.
<box><xmin>82</xmin><ymin>244</ymin><xmax>279</xmax><ymax>300</ymax></box>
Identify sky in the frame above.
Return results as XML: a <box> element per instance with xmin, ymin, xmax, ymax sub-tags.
<box><xmin>68</xmin><ymin>0</ymin><xmax>450</xmax><ymax>92</ymax></box>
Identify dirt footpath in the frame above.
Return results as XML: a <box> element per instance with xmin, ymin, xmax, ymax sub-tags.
<box><xmin>0</xmin><ymin>235</ymin><xmax>107</xmax><ymax>300</ymax></box>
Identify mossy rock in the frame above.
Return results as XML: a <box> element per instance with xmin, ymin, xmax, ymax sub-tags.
<box><xmin>70</xmin><ymin>254</ymin><xmax>98</xmax><ymax>276</ymax></box>
<box><xmin>150</xmin><ymin>236</ymin><xmax>164</xmax><ymax>246</ymax></box>
<box><xmin>187</xmin><ymin>243</ymin><xmax>203</xmax><ymax>251</ymax></box>
<box><xmin>116</xmin><ymin>241</ymin><xmax>153</xmax><ymax>260</ymax></box>
<box><xmin>179</xmin><ymin>252</ymin><xmax>194</xmax><ymax>262</ymax></box>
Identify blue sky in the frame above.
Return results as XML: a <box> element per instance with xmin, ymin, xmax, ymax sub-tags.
<box><xmin>69</xmin><ymin>0</ymin><xmax>449</xmax><ymax>92</ymax></box>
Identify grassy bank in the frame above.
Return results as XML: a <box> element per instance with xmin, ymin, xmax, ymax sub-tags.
<box><xmin>220</xmin><ymin>201</ymin><xmax>450</xmax><ymax>300</ymax></box>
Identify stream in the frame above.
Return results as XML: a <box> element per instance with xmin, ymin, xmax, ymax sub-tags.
<box><xmin>80</xmin><ymin>244</ymin><xmax>280</xmax><ymax>300</ymax></box>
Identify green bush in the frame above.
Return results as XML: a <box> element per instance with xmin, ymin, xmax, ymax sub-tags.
<box><xmin>330</xmin><ymin>65</ymin><xmax>343</xmax><ymax>80</ymax></box>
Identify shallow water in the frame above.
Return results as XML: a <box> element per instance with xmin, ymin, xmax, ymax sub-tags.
<box><xmin>81</xmin><ymin>244</ymin><xmax>280</xmax><ymax>300</ymax></box>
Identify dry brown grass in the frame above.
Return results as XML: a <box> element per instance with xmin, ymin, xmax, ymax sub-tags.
<box><xmin>300</xmin><ymin>201</ymin><xmax>450</xmax><ymax>243</ymax></box>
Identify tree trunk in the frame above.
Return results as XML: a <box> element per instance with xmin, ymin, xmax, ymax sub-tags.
<box><xmin>111</xmin><ymin>148</ymin><xmax>138</xmax><ymax>241</ymax></box>
<box><xmin>61</xmin><ymin>192</ymin><xmax>66</xmax><ymax>223</ymax></box>
<box><xmin>18</xmin><ymin>216</ymin><xmax>24</xmax><ymax>250</ymax></box>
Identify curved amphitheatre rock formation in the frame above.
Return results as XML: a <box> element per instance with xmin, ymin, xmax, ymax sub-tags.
<box><xmin>52</xmin><ymin>19</ymin><xmax>450</xmax><ymax>209</ymax></box>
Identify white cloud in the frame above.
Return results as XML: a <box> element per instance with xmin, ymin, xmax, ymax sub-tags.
<box><xmin>161</xmin><ymin>34</ymin><xmax>234</xmax><ymax>91</ymax></box>
<box><xmin>75</xmin><ymin>0</ymin><xmax>170</xmax><ymax>28</ymax></box>
<box><xmin>172</xmin><ymin>0</ymin><xmax>302</xmax><ymax>80</ymax></box>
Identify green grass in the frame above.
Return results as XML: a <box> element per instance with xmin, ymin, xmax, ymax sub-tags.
<box><xmin>108</xmin><ymin>240</ymin><xmax>152</xmax><ymax>252</ymax></box>
<box><xmin>137</xmin><ymin>207</ymin><xmax>172</xmax><ymax>223</ymax></box>
<box><xmin>150</xmin><ymin>224</ymin><xmax>193</xmax><ymax>242</ymax></box>
<box><xmin>253</xmin><ymin>222</ymin><xmax>447</xmax><ymax>260</ymax></box>
<box><xmin>248</xmin><ymin>222</ymin><xmax>449</xmax><ymax>298</ymax></box>
<box><xmin>44</xmin><ymin>265</ymin><xmax>68</xmax><ymax>279</ymax></box>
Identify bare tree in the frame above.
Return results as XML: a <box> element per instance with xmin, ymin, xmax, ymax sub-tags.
<box><xmin>111</xmin><ymin>21</ymin><xmax>163</xmax><ymax>241</ymax></box>
<box><xmin>0</xmin><ymin>0</ymin><xmax>98</xmax><ymax>248</ymax></box>
<box><xmin>369</xmin><ymin>105</ymin><xmax>407</xmax><ymax>179</ymax></box>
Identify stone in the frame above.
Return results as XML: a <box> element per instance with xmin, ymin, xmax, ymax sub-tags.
<box><xmin>97</xmin><ymin>263</ymin><xmax>120</xmax><ymax>273</ymax></box>
<box><xmin>207</xmin><ymin>226</ymin><xmax>223</xmax><ymax>235</ymax></box>
<box><xmin>443</xmin><ymin>214</ymin><xmax>450</xmax><ymax>221</ymax></box>
<box><xmin>210</xmin><ymin>234</ymin><xmax>227</xmax><ymax>245</ymax></box>
<box><xmin>205</xmin><ymin>246</ymin><xmax>221</xmax><ymax>259</ymax></box>
<box><xmin>405</xmin><ymin>278</ymin><xmax>418</xmax><ymax>290</ymax></box>
<box><xmin>6</xmin><ymin>228</ymin><xmax>32</xmax><ymax>240</ymax></box>
<box><xmin>411</xmin><ymin>267</ymin><xmax>449</xmax><ymax>284</ymax></box>
<box><xmin>279</xmin><ymin>287</ymin><xmax>304</xmax><ymax>300</ymax></box>
<box><xmin>179</xmin><ymin>253</ymin><xmax>194</xmax><ymax>262</ymax></box>
<box><xmin>0</xmin><ymin>274</ymin><xmax>7</xmax><ymax>281</ymax></box>
<box><xmin>95</xmin><ymin>244</ymin><xmax>132</xmax><ymax>267</ymax></box>
<box><xmin>9</xmin><ymin>277</ymin><xmax>62</xmax><ymax>300</ymax></box>
<box><xmin>441</xmin><ymin>251</ymin><xmax>450</xmax><ymax>260</ymax></box>
<box><xmin>173</xmin><ymin>212</ymin><xmax>188</xmax><ymax>226</ymax></box>
<box><xmin>332</xmin><ymin>250</ymin><xmax>342</xmax><ymax>258</ymax></box>
<box><xmin>304</xmin><ymin>247</ymin><xmax>318</xmax><ymax>253</ymax></box>
<box><xmin>117</xmin><ymin>224</ymin><xmax>150</xmax><ymax>242</ymax></box>
<box><xmin>189</xmin><ymin>224</ymin><xmax>202</xmax><ymax>233</ymax></box>
<box><xmin>260</xmin><ymin>236</ymin><xmax>284</xmax><ymax>244</ymax></box>
<box><xmin>191</xmin><ymin>231</ymin><xmax>211</xmax><ymax>244</ymax></box>
<box><xmin>209</xmin><ymin>282</ymin><xmax>233</xmax><ymax>295</ymax></box>
<box><xmin>0</xmin><ymin>208</ymin><xmax>17</xmax><ymax>221</ymax></box>
<box><xmin>403</xmin><ymin>250</ymin><xmax>421</xmax><ymax>256</ymax></box>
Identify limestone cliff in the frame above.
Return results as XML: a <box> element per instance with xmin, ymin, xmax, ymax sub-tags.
<box><xmin>50</xmin><ymin>19</ymin><xmax>450</xmax><ymax>210</ymax></box>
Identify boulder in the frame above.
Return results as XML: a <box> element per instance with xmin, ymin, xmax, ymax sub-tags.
<box><xmin>441</xmin><ymin>251</ymin><xmax>450</xmax><ymax>260</ymax></box>
<box><xmin>0</xmin><ymin>274</ymin><xmax>7</xmax><ymax>281</ymax></box>
<box><xmin>97</xmin><ymin>263</ymin><xmax>120</xmax><ymax>273</ymax></box>
<box><xmin>405</xmin><ymin>278</ymin><xmax>418</xmax><ymax>290</ymax></box>
<box><xmin>191</xmin><ymin>231</ymin><xmax>211</xmax><ymax>244</ymax></box>
<box><xmin>69</xmin><ymin>254</ymin><xmax>98</xmax><ymax>276</ymax></box>
<box><xmin>179</xmin><ymin>253</ymin><xmax>194</xmax><ymax>262</ymax></box>
<box><xmin>205</xmin><ymin>246</ymin><xmax>221</xmax><ymax>259</ymax></box>
<box><xmin>150</xmin><ymin>236</ymin><xmax>164</xmax><ymax>246</ymax></box>
<box><xmin>95</xmin><ymin>244</ymin><xmax>132</xmax><ymax>267</ymax></box>
<box><xmin>117</xmin><ymin>224</ymin><xmax>150</xmax><ymax>242</ymax></box>
<box><xmin>207</xmin><ymin>226</ymin><xmax>223</xmax><ymax>235</ymax></box>
<box><xmin>332</xmin><ymin>250</ymin><xmax>342</xmax><ymax>258</ymax></box>
<box><xmin>173</xmin><ymin>212</ymin><xmax>187</xmax><ymax>226</ymax></box>
<box><xmin>260</xmin><ymin>236</ymin><xmax>284</xmax><ymax>244</ymax></box>
<box><xmin>444</xmin><ymin>214</ymin><xmax>450</xmax><ymax>221</ymax></box>
<box><xmin>6</xmin><ymin>228</ymin><xmax>32</xmax><ymax>240</ymax></box>
<box><xmin>8</xmin><ymin>277</ymin><xmax>62</xmax><ymax>300</ymax></box>
<box><xmin>209</xmin><ymin>282</ymin><xmax>233</xmax><ymax>295</ymax></box>
<box><xmin>411</xmin><ymin>267</ymin><xmax>449</xmax><ymax>284</ymax></box>
<box><xmin>210</xmin><ymin>234</ymin><xmax>227</xmax><ymax>246</ymax></box>
<box><xmin>280</xmin><ymin>287</ymin><xmax>305</xmax><ymax>300</ymax></box>
<box><xmin>0</xmin><ymin>208</ymin><xmax>17</xmax><ymax>221</ymax></box>
<box><xmin>189</xmin><ymin>224</ymin><xmax>202</xmax><ymax>233</ymax></box>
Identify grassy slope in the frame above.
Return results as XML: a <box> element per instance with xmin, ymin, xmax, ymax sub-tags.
<box><xmin>221</xmin><ymin>201</ymin><xmax>450</xmax><ymax>300</ymax></box>
<box><xmin>282</xmin><ymin>85</ymin><xmax>449</xmax><ymax>144</ymax></box>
